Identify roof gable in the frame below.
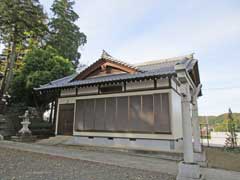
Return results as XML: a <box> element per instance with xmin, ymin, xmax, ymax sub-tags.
<box><xmin>72</xmin><ymin>50</ymin><xmax>139</xmax><ymax>81</ymax></box>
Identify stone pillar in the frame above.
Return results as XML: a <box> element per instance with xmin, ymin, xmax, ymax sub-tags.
<box><xmin>181</xmin><ymin>83</ymin><xmax>194</xmax><ymax>163</ymax></box>
<box><xmin>175</xmin><ymin>63</ymin><xmax>203</xmax><ymax>180</ymax></box>
<box><xmin>193</xmin><ymin>98</ymin><xmax>206</xmax><ymax>166</ymax></box>
<box><xmin>192</xmin><ymin>99</ymin><xmax>202</xmax><ymax>153</ymax></box>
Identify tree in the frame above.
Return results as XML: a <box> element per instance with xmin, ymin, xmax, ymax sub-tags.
<box><xmin>0</xmin><ymin>0</ymin><xmax>48</xmax><ymax>95</ymax></box>
<box><xmin>11</xmin><ymin>46</ymin><xmax>74</xmax><ymax>106</ymax></box>
<box><xmin>48</xmin><ymin>0</ymin><xmax>87</xmax><ymax>66</ymax></box>
<box><xmin>225</xmin><ymin>108</ymin><xmax>238</xmax><ymax>148</ymax></box>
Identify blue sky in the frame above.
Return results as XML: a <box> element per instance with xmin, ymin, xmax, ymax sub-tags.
<box><xmin>4</xmin><ymin>0</ymin><xmax>240</xmax><ymax>115</ymax></box>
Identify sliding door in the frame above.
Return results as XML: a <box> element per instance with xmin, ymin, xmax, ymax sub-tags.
<box><xmin>75</xmin><ymin>93</ymin><xmax>171</xmax><ymax>133</ymax></box>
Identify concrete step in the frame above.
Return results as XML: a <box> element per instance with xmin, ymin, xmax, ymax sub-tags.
<box><xmin>36</xmin><ymin>135</ymin><xmax>183</xmax><ymax>161</ymax></box>
<box><xmin>35</xmin><ymin>135</ymin><xmax>72</xmax><ymax>145</ymax></box>
<box><xmin>0</xmin><ymin>120</ymin><xmax>6</xmax><ymax>123</ymax></box>
<box><xmin>11</xmin><ymin>135</ymin><xmax>37</xmax><ymax>142</ymax></box>
<box><xmin>0</xmin><ymin>129</ymin><xmax>15</xmax><ymax>137</ymax></box>
<box><xmin>60</xmin><ymin>143</ymin><xmax>183</xmax><ymax>161</ymax></box>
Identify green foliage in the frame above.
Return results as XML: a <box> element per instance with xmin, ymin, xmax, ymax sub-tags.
<box><xmin>0</xmin><ymin>0</ymin><xmax>48</xmax><ymax>44</ymax></box>
<box><xmin>48</xmin><ymin>0</ymin><xmax>87</xmax><ymax>66</ymax></box>
<box><xmin>199</xmin><ymin>113</ymin><xmax>240</xmax><ymax>132</ymax></box>
<box><xmin>214</xmin><ymin>120</ymin><xmax>228</xmax><ymax>132</ymax></box>
<box><xmin>0</xmin><ymin>0</ymin><xmax>87</xmax><ymax>109</ymax></box>
<box><xmin>225</xmin><ymin>109</ymin><xmax>238</xmax><ymax>148</ymax></box>
<box><xmin>0</xmin><ymin>0</ymin><xmax>48</xmax><ymax>95</ymax></box>
<box><xmin>224</xmin><ymin>147</ymin><xmax>240</xmax><ymax>153</ymax></box>
<box><xmin>11</xmin><ymin>46</ymin><xmax>74</xmax><ymax>105</ymax></box>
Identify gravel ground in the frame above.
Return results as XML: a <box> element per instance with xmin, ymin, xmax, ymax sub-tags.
<box><xmin>0</xmin><ymin>147</ymin><xmax>175</xmax><ymax>180</ymax></box>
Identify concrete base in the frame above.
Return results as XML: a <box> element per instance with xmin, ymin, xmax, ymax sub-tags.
<box><xmin>176</xmin><ymin>161</ymin><xmax>204</xmax><ymax>180</ymax></box>
<box><xmin>65</xmin><ymin>136</ymin><xmax>183</xmax><ymax>152</ymax></box>
<box><xmin>194</xmin><ymin>151</ymin><xmax>207</xmax><ymax>167</ymax></box>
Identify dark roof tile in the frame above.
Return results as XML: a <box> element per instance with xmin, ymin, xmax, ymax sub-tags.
<box><xmin>35</xmin><ymin>54</ymin><xmax>197</xmax><ymax>91</ymax></box>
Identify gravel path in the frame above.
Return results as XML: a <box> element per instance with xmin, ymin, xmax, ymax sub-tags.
<box><xmin>0</xmin><ymin>147</ymin><xmax>175</xmax><ymax>180</ymax></box>
<box><xmin>0</xmin><ymin>141</ymin><xmax>179</xmax><ymax>175</ymax></box>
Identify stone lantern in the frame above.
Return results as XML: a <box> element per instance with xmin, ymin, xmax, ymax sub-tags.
<box><xmin>18</xmin><ymin>110</ymin><xmax>32</xmax><ymax>136</ymax></box>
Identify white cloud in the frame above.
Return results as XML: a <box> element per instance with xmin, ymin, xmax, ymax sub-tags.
<box><xmin>37</xmin><ymin>0</ymin><xmax>240</xmax><ymax>115</ymax></box>
<box><xmin>74</xmin><ymin>0</ymin><xmax>160</xmax><ymax>64</ymax></box>
<box><xmin>199</xmin><ymin>88</ymin><xmax>240</xmax><ymax>115</ymax></box>
<box><xmin>115</xmin><ymin>10</ymin><xmax>240</xmax><ymax>62</ymax></box>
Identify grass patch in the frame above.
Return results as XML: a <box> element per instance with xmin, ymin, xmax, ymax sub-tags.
<box><xmin>206</xmin><ymin>147</ymin><xmax>240</xmax><ymax>172</ymax></box>
<box><xmin>224</xmin><ymin>147</ymin><xmax>240</xmax><ymax>153</ymax></box>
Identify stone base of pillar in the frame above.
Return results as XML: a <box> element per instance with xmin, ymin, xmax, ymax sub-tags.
<box><xmin>176</xmin><ymin>161</ymin><xmax>204</xmax><ymax>180</ymax></box>
<box><xmin>194</xmin><ymin>151</ymin><xmax>207</xmax><ymax>167</ymax></box>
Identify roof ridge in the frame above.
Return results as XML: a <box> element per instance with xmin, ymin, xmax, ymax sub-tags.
<box><xmin>135</xmin><ymin>53</ymin><xmax>194</xmax><ymax>67</ymax></box>
<box><xmin>101</xmin><ymin>50</ymin><xmax>112</xmax><ymax>59</ymax></box>
<box><xmin>101</xmin><ymin>50</ymin><xmax>138</xmax><ymax>70</ymax></box>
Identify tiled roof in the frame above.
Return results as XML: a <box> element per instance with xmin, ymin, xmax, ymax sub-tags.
<box><xmin>35</xmin><ymin>53</ymin><xmax>197</xmax><ymax>91</ymax></box>
<box><xmin>37</xmin><ymin>74</ymin><xmax>77</xmax><ymax>90</ymax></box>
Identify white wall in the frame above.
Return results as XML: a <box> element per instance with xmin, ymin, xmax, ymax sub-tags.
<box><xmin>157</xmin><ymin>78</ymin><xmax>169</xmax><ymax>87</ymax></box>
<box><xmin>60</xmin><ymin>88</ymin><xmax>75</xmax><ymax>96</ymax></box>
<box><xmin>56</xmin><ymin>87</ymin><xmax>184</xmax><ymax>152</ymax></box>
<box><xmin>126</xmin><ymin>80</ymin><xmax>154</xmax><ymax>90</ymax></box>
<box><xmin>57</xmin><ymin>88</ymin><xmax>183</xmax><ymax>140</ymax></box>
<box><xmin>78</xmin><ymin>86</ymin><xmax>98</xmax><ymax>95</ymax></box>
<box><xmin>61</xmin><ymin>78</ymin><xmax>170</xmax><ymax>97</ymax></box>
<box><xmin>60</xmin><ymin>86</ymin><xmax>99</xmax><ymax>97</ymax></box>
<box><xmin>170</xmin><ymin>89</ymin><xmax>183</xmax><ymax>139</ymax></box>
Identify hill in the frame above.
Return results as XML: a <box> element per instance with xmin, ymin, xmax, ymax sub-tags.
<box><xmin>199</xmin><ymin>113</ymin><xmax>240</xmax><ymax>132</ymax></box>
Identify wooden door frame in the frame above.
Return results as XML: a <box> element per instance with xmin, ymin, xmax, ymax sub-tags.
<box><xmin>57</xmin><ymin>103</ymin><xmax>75</xmax><ymax>135</ymax></box>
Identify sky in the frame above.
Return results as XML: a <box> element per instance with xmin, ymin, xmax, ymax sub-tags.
<box><xmin>4</xmin><ymin>0</ymin><xmax>240</xmax><ymax>116</ymax></box>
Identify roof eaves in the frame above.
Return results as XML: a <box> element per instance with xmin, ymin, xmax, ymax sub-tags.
<box><xmin>35</xmin><ymin>69</ymin><xmax>175</xmax><ymax>91</ymax></box>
